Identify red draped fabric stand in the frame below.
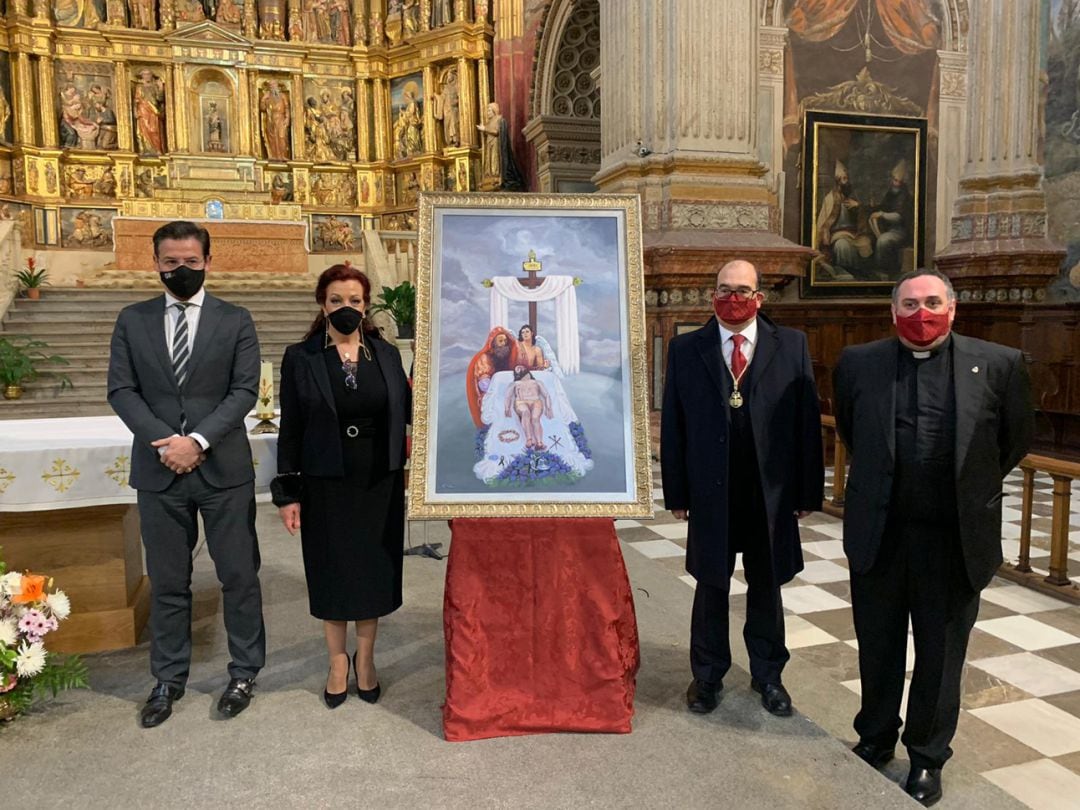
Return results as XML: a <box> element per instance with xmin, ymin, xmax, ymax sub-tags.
<box><xmin>442</xmin><ymin>518</ymin><xmax>640</xmax><ymax>741</ymax></box>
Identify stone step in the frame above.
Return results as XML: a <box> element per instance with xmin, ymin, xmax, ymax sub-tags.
<box><xmin>0</xmin><ymin>399</ymin><xmax>114</xmax><ymax>418</ymax></box>
<box><xmin>6</xmin><ymin>302</ymin><xmax>319</xmax><ymax>317</ymax></box>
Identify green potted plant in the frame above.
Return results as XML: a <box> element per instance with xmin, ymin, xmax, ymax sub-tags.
<box><xmin>15</xmin><ymin>257</ymin><xmax>49</xmax><ymax>301</ymax></box>
<box><xmin>369</xmin><ymin>280</ymin><xmax>416</xmax><ymax>339</ymax></box>
<box><xmin>0</xmin><ymin>337</ymin><xmax>72</xmax><ymax>400</ymax></box>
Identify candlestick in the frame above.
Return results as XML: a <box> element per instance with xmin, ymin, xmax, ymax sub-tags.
<box><xmin>251</xmin><ymin>360</ymin><xmax>279</xmax><ymax>434</ymax></box>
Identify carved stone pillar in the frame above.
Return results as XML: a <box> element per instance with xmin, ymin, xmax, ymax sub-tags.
<box><xmin>357</xmin><ymin>79</ymin><xmax>372</xmax><ymax>161</ymax></box>
<box><xmin>422</xmin><ymin>64</ymin><xmax>437</xmax><ymax>152</ymax></box>
<box><xmin>757</xmin><ymin>26</ymin><xmax>786</xmax><ymax>192</ymax></box>
<box><xmin>373</xmin><ymin>78</ymin><xmax>389</xmax><ymax>161</ymax></box>
<box><xmin>12</xmin><ymin>52</ymin><xmax>36</xmax><ymax>145</ymax></box>
<box><xmin>37</xmin><ymin>55</ymin><xmax>58</xmax><ymax>148</ymax></box>
<box><xmin>936</xmin><ymin>0</ymin><xmax>1062</xmax><ymax>298</ymax></box>
<box><xmin>113</xmin><ymin>61</ymin><xmax>134</xmax><ymax>152</ymax></box>
<box><xmin>935</xmin><ymin>50</ymin><xmax>967</xmax><ymax>254</ymax></box>
<box><xmin>290</xmin><ymin>72</ymin><xmax>305</xmax><ymax>158</ymax></box>
<box><xmin>237</xmin><ymin>67</ymin><xmax>252</xmax><ymax>155</ymax></box>
<box><xmin>476</xmin><ymin>57</ymin><xmax>490</xmax><ymax>122</ymax></box>
<box><xmin>243</xmin><ymin>0</ymin><xmax>258</xmax><ymax>38</ymax></box>
<box><xmin>420</xmin><ymin>0</ymin><xmax>429</xmax><ymax>31</ymax></box>
<box><xmin>352</xmin><ymin>0</ymin><xmax>367</xmax><ymax>46</ymax></box>
<box><xmin>170</xmin><ymin>63</ymin><xmax>188</xmax><ymax>151</ymax></box>
<box><xmin>159</xmin><ymin>0</ymin><xmax>175</xmax><ymax>29</ymax></box>
<box><xmin>597</xmin><ymin>0</ymin><xmax>810</xmax><ymax>416</ymax></box>
<box><xmin>457</xmin><ymin>56</ymin><xmax>474</xmax><ymax>148</ymax></box>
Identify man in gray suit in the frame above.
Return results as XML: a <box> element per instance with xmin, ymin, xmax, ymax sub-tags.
<box><xmin>108</xmin><ymin>220</ymin><xmax>266</xmax><ymax>728</ymax></box>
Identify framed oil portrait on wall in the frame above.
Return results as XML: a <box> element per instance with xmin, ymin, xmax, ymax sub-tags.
<box><xmin>801</xmin><ymin>110</ymin><xmax>928</xmax><ymax>298</ymax></box>
<box><xmin>408</xmin><ymin>192</ymin><xmax>653</xmax><ymax>519</ymax></box>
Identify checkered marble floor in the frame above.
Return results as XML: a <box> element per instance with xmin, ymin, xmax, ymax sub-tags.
<box><xmin>618</xmin><ymin>466</ymin><xmax>1080</xmax><ymax>810</ymax></box>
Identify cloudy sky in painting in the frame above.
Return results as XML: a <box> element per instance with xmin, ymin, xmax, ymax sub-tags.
<box><xmin>435</xmin><ymin>212</ymin><xmax>624</xmax><ymax>376</ymax></box>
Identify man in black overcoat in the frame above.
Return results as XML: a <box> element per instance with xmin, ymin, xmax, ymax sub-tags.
<box><xmin>661</xmin><ymin>259</ymin><xmax>824</xmax><ymax>718</ymax></box>
<box><xmin>834</xmin><ymin>268</ymin><xmax>1034</xmax><ymax>806</ymax></box>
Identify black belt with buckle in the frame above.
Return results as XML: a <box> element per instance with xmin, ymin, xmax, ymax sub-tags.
<box><xmin>343</xmin><ymin>421</ymin><xmax>375</xmax><ymax>439</ymax></box>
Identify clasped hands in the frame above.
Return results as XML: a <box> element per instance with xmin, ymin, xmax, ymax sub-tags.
<box><xmin>671</xmin><ymin>509</ymin><xmax>812</xmax><ymax>521</ymax></box>
<box><xmin>152</xmin><ymin>435</ymin><xmax>205</xmax><ymax>474</ymax></box>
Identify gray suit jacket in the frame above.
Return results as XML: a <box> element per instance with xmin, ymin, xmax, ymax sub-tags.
<box><xmin>833</xmin><ymin>333</ymin><xmax>1034</xmax><ymax>590</ymax></box>
<box><xmin>107</xmin><ymin>292</ymin><xmax>260</xmax><ymax>492</ymax></box>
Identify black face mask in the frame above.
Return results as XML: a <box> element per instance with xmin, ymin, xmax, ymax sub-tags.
<box><xmin>327</xmin><ymin>306</ymin><xmax>363</xmax><ymax>335</ymax></box>
<box><xmin>159</xmin><ymin>265</ymin><xmax>205</xmax><ymax>300</ymax></box>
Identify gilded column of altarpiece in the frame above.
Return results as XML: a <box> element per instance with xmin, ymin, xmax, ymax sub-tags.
<box><xmin>0</xmin><ymin>0</ymin><xmax>492</xmax><ymax>251</ymax></box>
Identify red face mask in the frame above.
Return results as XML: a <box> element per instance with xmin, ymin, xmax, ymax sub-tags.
<box><xmin>895</xmin><ymin>307</ymin><xmax>951</xmax><ymax>347</ymax></box>
<box><xmin>713</xmin><ymin>294</ymin><xmax>758</xmax><ymax>325</ymax></box>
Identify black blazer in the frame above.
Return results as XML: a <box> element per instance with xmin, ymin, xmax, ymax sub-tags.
<box><xmin>107</xmin><ymin>293</ymin><xmax>260</xmax><ymax>492</ymax></box>
<box><xmin>276</xmin><ymin>331</ymin><xmax>411</xmax><ymax>482</ymax></box>
<box><xmin>661</xmin><ymin>314</ymin><xmax>824</xmax><ymax>588</ymax></box>
<box><xmin>833</xmin><ymin>334</ymin><xmax>1034</xmax><ymax>590</ymax></box>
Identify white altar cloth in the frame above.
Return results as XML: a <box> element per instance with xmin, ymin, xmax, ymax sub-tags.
<box><xmin>0</xmin><ymin>416</ymin><xmax>278</xmax><ymax>512</ymax></box>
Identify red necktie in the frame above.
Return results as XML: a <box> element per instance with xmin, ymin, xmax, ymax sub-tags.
<box><xmin>730</xmin><ymin>333</ymin><xmax>747</xmax><ymax>381</ymax></box>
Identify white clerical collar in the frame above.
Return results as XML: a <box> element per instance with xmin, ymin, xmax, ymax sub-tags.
<box><xmin>164</xmin><ymin>286</ymin><xmax>206</xmax><ymax>309</ymax></box>
<box><xmin>912</xmin><ymin>350</ymin><xmax>931</xmax><ymax>359</ymax></box>
<box><xmin>718</xmin><ymin>317</ymin><xmax>758</xmax><ymax>346</ymax></box>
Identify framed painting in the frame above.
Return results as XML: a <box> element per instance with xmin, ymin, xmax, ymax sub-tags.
<box><xmin>801</xmin><ymin>110</ymin><xmax>927</xmax><ymax>298</ymax></box>
<box><xmin>59</xmin><ymin>207</ymin><xmax>115</xmax><ymax>249</ymax></box>
<box><xmin>409</xmin><ymin>192</ymin><xmax>652</xmax><ymax>519</ymax></box>
<box><xmin>309</xmin><ymin>213</ymin><xmax>361</xmax><ymax>252</ymax></box>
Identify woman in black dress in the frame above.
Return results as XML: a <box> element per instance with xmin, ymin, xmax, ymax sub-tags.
<box><xmin>272</xmin><ymin>264</ymin><xmax>410</xmax><ymax>708</ymax></box>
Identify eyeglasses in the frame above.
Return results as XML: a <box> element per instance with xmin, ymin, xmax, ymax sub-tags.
<box><xmin>715</xmin><ymin>286</ymin><xmax>760</xmax><ymax>299</ymax></box>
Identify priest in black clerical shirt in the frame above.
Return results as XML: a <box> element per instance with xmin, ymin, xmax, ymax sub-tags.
<box><xmin>834</xmin><ymin>269</ymin><xmax>1034</xmax><ymax>807</ymax></box>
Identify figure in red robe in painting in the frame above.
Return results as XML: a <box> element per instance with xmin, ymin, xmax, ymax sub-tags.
<box><xmin>465</xmin><ymin>326</ymin><xmax>519</xmax><ymax>428</ymax></box>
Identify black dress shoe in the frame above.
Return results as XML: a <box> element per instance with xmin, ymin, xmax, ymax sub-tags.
<box><xmin>751</xmin><ymin>679</ymin><xmax>793</xmax><ymax>717</ymax></box>
<box><xmin>139</xmin><ymin>682</ymin><xmax>184</xmax><ymax>729</ymax></box>
<box><xmin>217</xmin><ymin>678</ymin><xmax>255</xmax><ymax>718</ymax></box>
<box><xmin>324</xmin><ymin>655</ymin><xmax>349</xmax><ymax>709</ymax></box>
<box><xmin>686</xmin><ymin>678</ymin><xmax>722</xmax><ymax>714</ymax></box>
<box><xmin>353</xmin><ymin>652</ymin><xmax>381</xmax><ymax>704</ymax></box>
<box><xmin>852</xmin><ymin>740</ymin><xmax>895</xmax><ymax>769</ymax></box>
<box><xmin>904</xmin><ymin>767</ymin><xmax>942</xmax><ymax>807</ymax></box>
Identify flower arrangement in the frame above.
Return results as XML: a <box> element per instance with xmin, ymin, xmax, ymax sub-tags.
<box><xmin>0</xmin><ymin>549</ymin><xmax>88</xmax><ymax>721</ymax></box>
<box><xmin>15</xmin><ymin>257</ymin><xmax>50</xmax><ymax>300</ymax></box>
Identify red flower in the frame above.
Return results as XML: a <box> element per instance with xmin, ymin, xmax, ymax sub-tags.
<box><xmin>26</xmin><ymin>257</ymin><xmax>35</xmax><ymax>271</ymax></box>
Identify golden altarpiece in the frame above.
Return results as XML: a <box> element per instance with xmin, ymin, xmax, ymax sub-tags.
<box><xmin>0</xmin><ymin>0</ymin><xmax>493</xmax><ymax>273</ymax></box>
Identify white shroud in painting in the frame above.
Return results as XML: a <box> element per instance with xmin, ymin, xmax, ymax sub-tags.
<box><xmin>488</xmin><ymin>275</ymin><xmax>580</xmax><ymax>374</ymax></box>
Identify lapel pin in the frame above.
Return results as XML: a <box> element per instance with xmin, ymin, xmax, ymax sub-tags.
<box><xmin>971</xmin><ymin>366</ymin><xmax>979</xmax><ymax>373</ymax></box>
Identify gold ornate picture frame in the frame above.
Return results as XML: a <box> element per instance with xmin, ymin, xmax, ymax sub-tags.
<box><xmin>408</xmin><ymin>192</ymin><xmax>653</xmax><ymax>519</ymax></box>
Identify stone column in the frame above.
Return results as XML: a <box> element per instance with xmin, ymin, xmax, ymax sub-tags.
<box><xmin>757</xmin><ymin>26</ymin><xmax>786</xmax><ymax>193</ymax></box>
<box><xmin>373</xmin><ymin>78</ymin><xmax>389</xmax><ymax>161</ymax></box>
<box><xmin>11</xmin><ymin>52</ymin><xmax>36</xmax><ymax>145</ymax></box>
<box><xmin>170</xmin><ymin>63</ymin><xmax>188</xmax><ymax>151</ymax></box>
<box><xmin>597</xmin><ymin>0</ymin><xmax>810</xmax><ymax>422</ymax></box>
<box><xmin>457</xmin><ymin>56</ymin><xmax>475</xmax><ymax>148</ymax></box>
<box><xmin>936</xmin><ymin>0</ymin><xmax>1062</xmax><ymax>297</ymax></box>
<box><xmin>237</xmin><ymin>68</ymin><xmax>253</xmax><ymax>155</ymax></box>
<box><xmin>422</xmin><ymin>64</ymin><xmax>437</xmax><ymax>152</ymax></box>
<box><xmin>935</xmin><ymin>50</ymin><xmax>967</xmax><ymax>254</ymax></box>
<box><xmin>113</xmin><ymin>61</ymin><xmax>134</xmax><ymax>152</ymax></box>
<box><xmin>37</xmin><ymin>55</ymin><xmax>58</xmax><ymax>148</ymax></box>
<box><xmin>356</xmin><ymin>79</ymin><xmax>371</xmax><ymax>161</ymax></box>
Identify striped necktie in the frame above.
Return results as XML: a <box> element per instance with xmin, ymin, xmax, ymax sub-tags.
<box><xmin>172</xmin><ymin>302</ymin><xmax>190</xmax><ymax>387</ymax></box>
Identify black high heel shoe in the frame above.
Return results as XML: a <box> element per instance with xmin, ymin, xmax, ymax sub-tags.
<box><xmin>323</xmin><ymin>655</ymin><xmax>349</xmax><ymax>709</ymax></box>
<box><xmin>352</xmin><ymin>652</ymin><xmax>381</xmax><ymax>704</ymax></box>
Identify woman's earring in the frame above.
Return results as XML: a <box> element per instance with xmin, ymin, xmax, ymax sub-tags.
<box><xmin>324</xmin><ymin>317</ymin><xmax>330</xmax><ymax>348</ymax></box>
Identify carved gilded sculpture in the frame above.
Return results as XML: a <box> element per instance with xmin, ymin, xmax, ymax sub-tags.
<box><xmin>128</xmin><ymin>0</ymin><xmax>156</xmax><ymax>28</ymax></box>
<box><xmin>133</xmin><ymin>68</ymin><xmax>166</xmax><ymax>155</ymax></box>
<box><xmin>258</xmin><ymin>79</ymin><xmax>291</xmax><ymax>160</ymax></box>
<box><xmin>431</xmin><ymin>67</ymin><xmax>459</xmax><ymax>147</ymax></box>
<box><xmin>54</xmin><ymin>0</ymin><xmax>104</xmax><ymax>27</ymax></box>
<box><xmin>257</xmin><ymin>0</ymin><xmax>286</xmax><ymax>38</ymax></box>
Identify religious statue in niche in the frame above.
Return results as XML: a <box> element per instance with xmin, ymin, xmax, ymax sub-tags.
<box><xmin>259</xmin><ymin>79</ymin><xmax>291</xmax><ymax>161</ymax></box>
<box><xmin>269</xmin><ymin>171</ymin><xmax>294</xmax><ymax>203</ymax></box>
<box><xmin>257</xmin><ymin>0</ymin><xmax>286</xmax><ymax>39</ymax></box>
<box><xmin>132</xmin><ymin>68</ymin><xmax>166</xmax><ymax>155</ymax></box>
<box><xmin>174</xmin><ymin>0</ymin><xmax>204</xmax><ymax>23</ymax></box>
<box><xmin>328</xmin><ymin>0</ymin><xmax>351</xmax><ymax>44</ymax></box>
<box><xmin>54</xmin><ymin>0</ymin><xmax>105</xmax><ymax>27</ymax></box>
<box><xmin>56</xmin><ymin>65</ymin><xmax>117</xmax><ymax>151</ymax></box>
<box><xmin>206</xmin><ymin>101</ymin><xmax>226</xmax><ymax>151</ymax></box>
<box><xmin>430</xmin><ymin>0</ymin><xmax>450</xmax><ymax>27</ymax></box>
<box><xmin>390</xmin><ymin>76</ymin><xmax>424</xmax><ymax>159</ymax></box>
<box><xmin>430</xmin><ymin>66</ymin><xmax>460</xmax><ymax>148</ymax></box>
<box><xmin>128</xmin><ymin>0</ymin><xmax>155</xmax><ymax>28</ymax></box>
<box><xmin>303</xmin><ymin>81</ymin><xmax>355</xmax><ymax>162</ymax></box>
<box><xmin>0</xmin><ymin>84</ymin><xmax>11</xmax><ymax>146</ymax></box>
<box><xmin>204</xmin><ymin>0</ymin><xmax>242</xmax><ymax>25</ymax></box>
<box><xmin>477</xmin><ymin>102</ymin><xmax>524</xmax><ymax>190</ymax></box>
<box><xmin>301</xmin><ymin>0</ymin><xmax>330</xmax><ymax>42</ymax></box>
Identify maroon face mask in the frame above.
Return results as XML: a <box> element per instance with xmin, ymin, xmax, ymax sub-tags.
<box><xmin>713</xmin><ymin>294</ymin><xmax>758</xmax><ymax>325</ymax></box>
<box><xmin>895</xmin><ymin>307</ymin><xmax>951</xmax><ymax>347</ymax></box>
